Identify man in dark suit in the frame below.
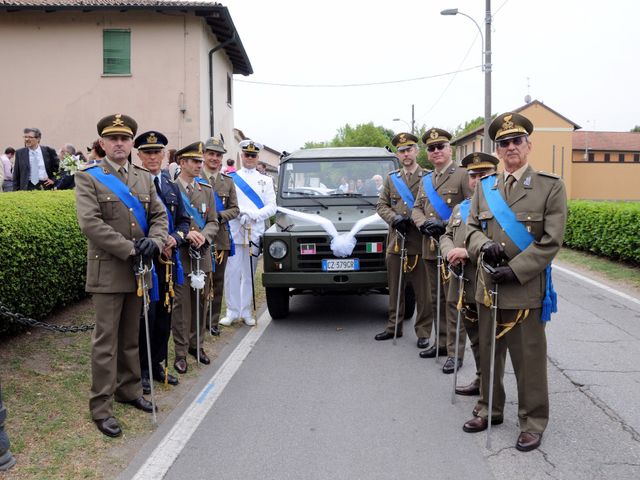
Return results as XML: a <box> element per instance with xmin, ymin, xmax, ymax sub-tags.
<box><xmin>134</xmin><ymin>131</ymin><xmax>191</xmax><ymax>394</ymax></box>
<box><xmin>13</xmin><ymin>128</ymin><xmax>59</xmax><ymax>190</ymax></box>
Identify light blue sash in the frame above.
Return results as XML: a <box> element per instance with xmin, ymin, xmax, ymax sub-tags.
<box><xmin>481</xmin><ymin>175</ymin><xmax>557</xmax><ymax>321</ymax></box>
<box><xmin>422</xmin><ymin>173</ymin><xmax>452</xmax><ymax>221</ymax></box>
<box><xmin>180</xmin><ymin>190</ymin><xmax>206</xmax><ymax>230</ymax></box>
<box><xmin>390</xmin><ymin>172</ymin><xmax>415</xmax><ymax>208</ymax></box>
<box><xmin>229</xmin><ymin>172</ymin><xmax>265</xmax><ymax>209</ymax></box>
<box><xmin>458</xmin><ymin>199</ymin><xmax>471</xmax><ymax>224</ymax></box>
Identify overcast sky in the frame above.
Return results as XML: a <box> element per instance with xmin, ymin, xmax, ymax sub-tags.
<box><xmin>224</xmin><ymin>0</ymin><xmax>639</xmax><ymax>153</ymax></box>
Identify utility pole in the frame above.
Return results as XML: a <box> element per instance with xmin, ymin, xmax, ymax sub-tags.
<box><xmin>484</xmin><ymin>0</ymin><xmax>492</xmax><ymax>153</ymax></box>
<box><xmin>411</xmin><ymin>104</ymin><xmax>415</xmax><ymax>135</ymax></box>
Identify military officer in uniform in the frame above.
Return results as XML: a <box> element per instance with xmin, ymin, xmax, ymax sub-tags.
<box><xmin>171</xmin><ymin>142</ymin><xmax>219</xmax><ymax>374</ymax></box>
<box><xmin>221</xmin><ymin>140</ymin><xmax>276</xmax><ymax>326</ymax></box>
<box><xmin>462</xmin><ymin>112</ymin><xmax>567</xmax><ymax>452</ymax></box>
<box><xmin>200</xmin><ymin>135</ymin><xmax>240</xmax><ymax>335</ymax></box>
<box><xmin>75</xmin><ymin>114</ymin><xmax>168</xmax><ymax>437</ymax></box>
<box><xmin>439</xmin><ymin>152</ymin><xmax>499</xmax><ymax>410</ymax></box>
<box><xmin>374</xmin><ymin>133</ymin><xmax>431</xmax><ymax>347</ymax></box>
<box><xmin>412</xmin><ymin>128</ymin><xmax>472</xmax><ymax>362</ymax></box>
<box><xmin>134</xmin><ymin>131</ymin><xmax>190</xmax><ymax>393</ymax></box>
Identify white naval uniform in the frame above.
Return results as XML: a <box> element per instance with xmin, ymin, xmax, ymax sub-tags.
<box><xmin>224</xmin><ymin>167</ymin><xmax>277</xmax><ymax>321</ymax></box>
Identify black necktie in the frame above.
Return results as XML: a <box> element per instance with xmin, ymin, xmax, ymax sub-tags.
<box><xmin>154</xmin><ymin>176</ymin><xmax>163</xmax><ymax>200</ymax></box>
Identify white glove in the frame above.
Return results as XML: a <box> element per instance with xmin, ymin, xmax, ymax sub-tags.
<box><xmin>239</xmin><ymin>213</ymin><xmax>250</xmax><ymax>225</ymax></box>
<box><xmin>244</xmin><ymin>208</ymin><xmax>259</xmax><ymax>221</ymax></box>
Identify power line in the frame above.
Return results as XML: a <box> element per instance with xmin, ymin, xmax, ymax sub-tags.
<box><xmin>234</xmin><ymin>65</ymin><xmax>481</xmax><ymax>88</ymax></box>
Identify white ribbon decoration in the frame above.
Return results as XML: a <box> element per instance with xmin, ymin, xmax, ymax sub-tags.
<box><xmin>276</xmin><ymin>207</ymin><xmax>383</xmax><ymax>258</ymax></box>
<box><xmin>189</xmin><ymin>270</ymin><xmax>206</xmax><ymax>290</ymax></box>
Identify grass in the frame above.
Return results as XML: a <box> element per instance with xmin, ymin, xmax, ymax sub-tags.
<box><xmin>0</xmin><ymin>262</ymin><xmax>266</xmax><ymax>480</ymax></box>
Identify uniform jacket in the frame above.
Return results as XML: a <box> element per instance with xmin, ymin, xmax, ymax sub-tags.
<box><xmin>200</xmin><ymin>170</ymin><xmax>240</xmax><ymax>251</ymax></box>
<box><xmin>439</xmin><ymin>202</ymin><xmax>476</xmax><ymax>304</ymax></box>
<box><xmin>176</xmin><ymin>179</ymin><xmax>219</xmax><ymax>274</ymax></box>
<box><xmin>75</xmin><ymin>160</ymin><xmax>168</xmax><ymax>293</ymax></box>
<box><xmin>376</xmin><ymin>167</ymin><xmax>427</xmax><ymax>256</ymax></box>
<box><xmin>156</xmin><ymin>170</ymin><xmax>190</xmax><ymax>246</ymax></box>
<box><xmin>412</xmin><ymin>163</ymin><xmax>472</xmax><ymax>260</ymax></box>
<box><xmin>13</xmin><ymin>145</ymin><xmax>59</xmax><ymax>190</ymax></box>
<box><xmin>228</xmin><ymin>168</ymin><xmax>277</xmax><ymax>246</ymax></box>
<box><xmin>465</xmin><ymin>166</ymin><xmax>567</xmax><ymax>309</ymax></box>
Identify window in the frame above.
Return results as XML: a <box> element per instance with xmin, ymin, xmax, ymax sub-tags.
<box><xmin>604</xmin><ymin>153</ymin><xmax>610</xmax><ymax>163</ymax></box>
<box><xmin>618</xmin><ymin>153</ymin><xmax>625</xmax><ymax>162</ymax></box>
<box><xmin>634</xmin><ymin>154</ymin><xmax>640</xmax><ymax>163</ymax></box>
<box><xmin>103</xmin><ymin>29</ymin><xmax>131</xmax><ymax>75</ymax></box>
<box><xmin>226</xmin><ymin>73</ymin><xmax>232</xmax><ymax>106</ymax></box>
<box><xmin>588</xmin><ymin>152</ymin><xmax>594</xmax><ymax>162</ymax></box>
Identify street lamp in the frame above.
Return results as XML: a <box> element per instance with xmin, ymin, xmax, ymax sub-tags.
<box><xmin>392</xmin><ymin>104</ymin><xmax>415</xmax><ymax>134</ymax></box>
<box><xmin>441</xmin><ymin>1</ymin><xmax>492</xmax><ymax>153</ymax></box>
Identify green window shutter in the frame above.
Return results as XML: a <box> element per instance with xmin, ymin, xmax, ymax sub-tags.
<box><xmin>103</xmin><ymin>29</ymin><xmax>131</xmax><ymax>75</ymax></box>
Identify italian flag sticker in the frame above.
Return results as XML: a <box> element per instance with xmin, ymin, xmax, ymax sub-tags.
<box><xmin>366</xmin><ymin>242</ymin><xmax>383</xmax><ymax>253</ymax></box>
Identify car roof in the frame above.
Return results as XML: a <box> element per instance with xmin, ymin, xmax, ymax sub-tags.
<box><xmin>283</xmin><ymin>147</ymin><xmax>397</xmax><ymax>161</ymax></box>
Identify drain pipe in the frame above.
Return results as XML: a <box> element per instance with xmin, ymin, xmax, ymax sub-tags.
<box><xmin>209</xmin><ymin>31</ymin><xmax>237</xmax><ymax>136</ymax></box>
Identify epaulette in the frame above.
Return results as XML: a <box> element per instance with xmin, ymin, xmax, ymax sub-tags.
<box><xmin>537</xmin><ymin>170</ymin><xmax>561</xmax><ymax>179</ymax></box>
<box><xmin>199</xmin><ymin>181</ymin><xmax>212</xmax><ymax>188</ymax></box>
<box><xmin>220</xmin><ymin>172</ymin><xmax>232</xmax><ymax>179</ymax></box>
<box><xmin>133</xmin><ymin>164</ymin><xmax>150</xmax><ymax>173</ymax></box>
<box><xmin>78</xmin><ymin>162</ymin><xmax>98</xmax><ymax>171</ymax></box>
<box><xmin>388</xmin><ymin>168</ymin><xmax>401</xmax><ymax>176</ymax></box>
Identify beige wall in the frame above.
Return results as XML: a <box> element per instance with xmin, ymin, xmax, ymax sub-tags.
<box><xmin>0</xmin><ymin>11</ymin><xmax>236</xmax><ymax>155</ymax></box>
<box><xmin>570</xmin><ymin>162</ymin><xmax>639</xmax><ymax>200</ymax></box>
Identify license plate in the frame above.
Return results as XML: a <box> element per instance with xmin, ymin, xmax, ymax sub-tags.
<box><xmin>322</xmin><ymin>258</ymin><xmax>360</xmax><ymax>271</ymax></box>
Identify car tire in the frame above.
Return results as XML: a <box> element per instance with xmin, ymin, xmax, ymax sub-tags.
<box><xmin>266</xmin><ymin>287</ymin><xmax>290</xmax><ymax>319</ymax></box>
<box><xmin>404</xmin><ymin>284</ymin><xmax>416</xmax><ymax>320</ymax></box>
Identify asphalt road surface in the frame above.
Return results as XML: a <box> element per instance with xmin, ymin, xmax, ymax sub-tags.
<box><xmin>121</xmin><ymin>264</ymin><xmax>640</xmax><ymax>480</ymax></box>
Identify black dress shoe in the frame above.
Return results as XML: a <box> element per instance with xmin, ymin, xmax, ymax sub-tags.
<box><xmin>374</xmin><ymin>331</ymin><xmax>402</xmax><ymax>341</ymax></box>
<box><xmin>442</xmin><ymin>357</ymin><xmax>463</xmax><ymax>374</ymax></box>
<box><xmin>153</xmin><ymin>369</ymin><xmax>179</xmax><ymax>386</ymax></box>
<box><xmin>416</xmin><ymin>337</ymin><xmax>429</xmax><ymax>349</ymax></box>
<box><xmin>188</xmin><ymin>347</ymin><xmax>211</xmax><ymax>365</ymax></box>
<box><xmin>94</xmin><ymin>417</ymin><xmax>122</xmax><ymax>438</ymax></box>
<box><xmin>210</xmin><ymin>325</ymin><xmax>220</xmax><ymax>336</ymax></box>
<box><xmin>462</xmin><ymin>415</ymin><xmax>503</xmax><ymax>433</ymax></box>
<box><xmin>419</xmin><ymin>345</ymin><xmax>447</xmax><ymax>358</ymax></box>
<box><xmin>119</xmin><ymin>397</ymin><xmax>157</xmax><ymax>413</ymax></box>
<box><xmin>174</xmin><ymin>357</ymin><xmax>188</xmax><ymax>374</ymax></box>
<box><xmin>516</xmin><ymin>432</ymin><xmax>542</xmax><ymax>452</ymax></box>
<box><xmin>456</xmin><ymin>378</ymin><xmax>481</xmax><ymax>396</ymax></box>
<box><xmin>141</xmin><ymin>375</ymin><xmax>151</xmax><ymax>395</ymax></box>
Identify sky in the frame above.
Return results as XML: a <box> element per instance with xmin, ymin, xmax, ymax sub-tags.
<box><xmin>223</xmin><ymin>0</ymin><xmax>640</xmax><ymax>153</ymax></box>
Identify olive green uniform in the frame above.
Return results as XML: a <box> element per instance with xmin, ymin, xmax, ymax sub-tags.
<box><xmin>75</xmin><ymin>159</ymin><xmax>168</xmax><ymax>421</ymax></box>
<box><xmin>171</xmin><ymin>180</ymin><xmax>219</xmax><ymax>358</ymax></box>
<box><xmin>466</xmin><ymin>167</ymin><xmax>567</xmax><ymax>433</ymax></box>
<box><xmin>412</xmin><ymin>163</ymin><xmax>472</xmax><ymax>348</ymax></box>
<box><xmin>200</xmin><ymin>169</ymin><xmax>240</xmax><ymax>329</ymax></box>
<box><xmin>376</xmin><ymin>168</ymin><xmax>431</xmax><ymax>337</ymax></box>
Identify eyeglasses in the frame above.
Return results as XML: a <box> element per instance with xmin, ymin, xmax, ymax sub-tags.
<box><xmin>23</xmin><ymin>136</ymin><xmax>37</xmax><ymax>140</ymax></box>
<box><xmin>244</xmin><ymin>153</ymin><xmax>257</xmax><ymax>158</ymax></box>
<box><xmin>497</xmin><ymin>136</ymin><xmax>526</xmax><ymax>148</ymax></box>
<box><xmin>427</xmin><ymin>143</ymin><xmax>447</xmax><ymax>153</ymax></box>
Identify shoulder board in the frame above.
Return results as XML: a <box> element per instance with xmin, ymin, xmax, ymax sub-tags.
<box><xmin>537</xmin><ymin>170</ymin><xmax>561</xmax><ymax>179</ymax></box>
<box><xmin>220</xmin><ymin>172</ymin><xmax>232</xmax><ymax>179</ymax></box>
<box><xmin>194</xmin><ymin>176</ymin><xmax>209</xmax><ymax>184</ymax></box>
<box><xmin>78</xmin><ymin>163</ymin><xmax>98</xmax><ymax>171</ymax></box>
<box><xmin>199</xmin><ymin>181</ymin><xmax>212</xmax><ymax>188</ymax></box>
<box><xmin>448</xmin><ymin>165</ymin><xmax>456</xmax><ymax>173</ymax></box>
<box><xmin>133</xmin><ymin>164</ymin><xmax>150</xmax><ymax>173</ymax></box>
<box><xmin>388</xmin><ymin>169</ymin><xmax>401</xmax><ymax>176</ymax></box>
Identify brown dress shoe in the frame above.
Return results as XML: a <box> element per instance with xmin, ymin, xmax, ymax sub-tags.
<box><xmin>94</xmin><ymin>416</ymin><xmax>122</xmax><ymax>438</ymax></box>
<box><xmin>516</xmin><ymin>432</ymin><xmax>542</xmax><ymax>452</ymax></box>
<box><xmin>462</xmin><ymin>415</ymin><xmax>503</xmax><ymax>433</ymax></box>
<box><xmin>456</xmin><ymin>378</ymin><xmax>480</xmax><ymax>396</ymax></box>
<box><xmin>188</xmin><ymin>347</ymin><xmax>210</xmax><ymax>365</ymax></box>
<box><xmin>174</xmin><ymin>356</ymin><xmax>188</xmax><ymax>374</ymax></box>
<box><xmin>118</xmin><ymin>397</ymin><xmax>157</xmax><ymax>413</ymax></box>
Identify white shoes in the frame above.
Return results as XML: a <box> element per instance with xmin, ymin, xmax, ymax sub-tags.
<box><xmin>243</xmin><ymin>317</ymin><xmax>256</xmax><ymax>326</ymax></box>
<box><xmin>219</xmin><ymin>316</ymin><xmax>236</xmax><ymax>326</ymax></box>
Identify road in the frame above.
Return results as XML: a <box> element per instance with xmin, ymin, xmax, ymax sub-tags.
<box><xmin>121</xmin><ymin>264</ymin><xmax>640</xmax><ymax>480</ymax></box>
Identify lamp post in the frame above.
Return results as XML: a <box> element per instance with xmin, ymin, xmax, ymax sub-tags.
<box><xmin>441</xmin><ymin>1</ymin><xmax>492</xmax><ymax>153</ymax></box>
<box><xmin>393</xmin><ymin>104</ymin><xmax>415</xmax><ymax>134</ymax></box>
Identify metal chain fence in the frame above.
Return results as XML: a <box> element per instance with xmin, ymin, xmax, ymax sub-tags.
<box><xmin>0</xmin><ymin>302</ymin><xmax>94</xmax><ymax>333</ymax></box>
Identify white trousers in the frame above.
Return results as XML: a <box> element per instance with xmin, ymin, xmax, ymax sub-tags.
<box><xmin>224</xmin><ymin>245</ymin><xmax>258</xmax><ymax>320</ymax></box>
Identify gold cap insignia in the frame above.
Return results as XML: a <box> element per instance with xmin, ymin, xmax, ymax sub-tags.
<box><xmin>399</xmin><ymin>134</ymin><xmax>407</xmax><ymax>143</ymax></box>
<box><xmin>246</xmin><ymin>142</ymin><xmax>257</xmax><ymax>152</ymax></box>
<box><xmin>430</xmin><ymin>129</ymin><xmax>439</xmax><ymax>139</ymax></box>
<box><xmin>146</xmin><ymin>133</ymin><xmax>158</xmax><ymax>144</ymax></box>
<box><xmin>501</xmin><ymin>114</ymin><xmax>515</xmax><ymax>132</ymax></box>
<box><xmin>473</xmin><ymin>154</ymin><xmax>481</xmax><ymax>164</ymax></box>
<box><xmin>198</xmin><ymin>143</ymin><xmax>203</xmax><ymax>154</ymax></box>
<box><xmin>113</xmin><ymin>114</ymin><xmax>125</xmax><ymax>127</ymax></box>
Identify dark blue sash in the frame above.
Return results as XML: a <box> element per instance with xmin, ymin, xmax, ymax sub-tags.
<box><xmin>214</xmin><ymin>192</ymin><xmax>235</xmax><ymax>257</ymax></box>
<box><xmin>458</xmin><ymin>199</ymin><xmax>471</xmax><ymax>224</ymax></box>
<box><xmin>180</xmin><ymin>190</ymin><xmax>206</xmax><ymax>230</ymax></box>
<box><xmin>390</xmin><ymin>172</ymin><xmax>415</xmax><ymax>207</ymax></box>
<box><xmin>229</xmin><ymin>172</ymin><xmax>265</xmax><ymax>209</ymax></box>
<box><xmin>422</xmin><ymin>173</ymin><xmax>452</xmax><ymax>221</ymax></box>
<box><xmin>481</xmin><ymin>175</ymin><xmax>557</xmax><ymax>321</ymax></box>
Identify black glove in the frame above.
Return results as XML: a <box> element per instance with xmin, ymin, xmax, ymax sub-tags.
<box><xmin>423</xmin><ymin>218</ymin><xmax>446</xmax><ymax>238</ymax></box>
<box><xmin>490</xmin><ymin>265</ymin><xmax>517</xmax><ymax>284</ymax></box>
<box><xmin>135</xmin><ymin>238</ymin><xmax>158</xmax><ymax>262</ymax></box>
<box><xmin>481</xmin><ymin>241</ymin><xmax>505</xmax><ymax>265</ymax></box>
<box><xmin>391</xmin><ymin>214</ymin><xmax>410</xmax><ymax>235</ymax></box>
<box><xmin>419</xmin><ymin>222</ymin><xmax>430</xmax><ymax>235</ymax></box>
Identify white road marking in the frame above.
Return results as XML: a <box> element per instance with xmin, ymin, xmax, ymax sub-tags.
<box><xmin>554</xmin><ymin>264</ymin><xmax>640</xmax><ymax>306</ymax></box>
<box><xmin>131</xmin><ymin>313</ymin><xmax>272</xmax><ymax>480</ymax></box>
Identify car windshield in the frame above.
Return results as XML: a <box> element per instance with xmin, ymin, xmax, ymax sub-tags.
<box><xmin>281</xmin><ymin>158</ymin><xmax>396</xmax><ymax>198</ymax></box>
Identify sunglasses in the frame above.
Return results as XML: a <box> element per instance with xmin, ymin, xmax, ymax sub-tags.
<box><xmin>497</xmin><ymin>136</ymin><xmax>526</xmax><ymax>148</ymax></box>
<box><xmin>427</xmin><ymin>143</ymin><xmax>447</xmax><ymax>153</ymax></box>
<box><xmin>244</xmin><ymin>153</ymin><xmax>257</xmax><ymax>158</ymax></box>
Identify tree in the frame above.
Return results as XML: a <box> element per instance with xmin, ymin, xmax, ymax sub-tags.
<box><xmin>630</xmin><ymin>126</ymin><xmax>640</xmax><ymax>133</ymax></box>
<box><xmin>330</xmin><ymin>122</ymin><xmax>394</xmax><ymax>148</ymax></box>
<box><xmin>454</xmin><ymin>115</ymin><xmax>486</xmax><ymax>138</ymax></box>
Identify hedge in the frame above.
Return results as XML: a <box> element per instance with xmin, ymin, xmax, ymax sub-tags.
<box><xmin>0</xmin><ymin>190</ymin><xmax>87</xmax><ymax>336</ymax></box>
<box><xmin>564</xmin><ymin>200</ymin><xmax>640</xmax><ymax>264</ymax></box>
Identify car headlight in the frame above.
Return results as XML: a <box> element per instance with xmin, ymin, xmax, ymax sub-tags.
<box><xmin>268</xmin><ymin>240</ymin><xmax>287</xmax><ymax>259</ymax></box>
